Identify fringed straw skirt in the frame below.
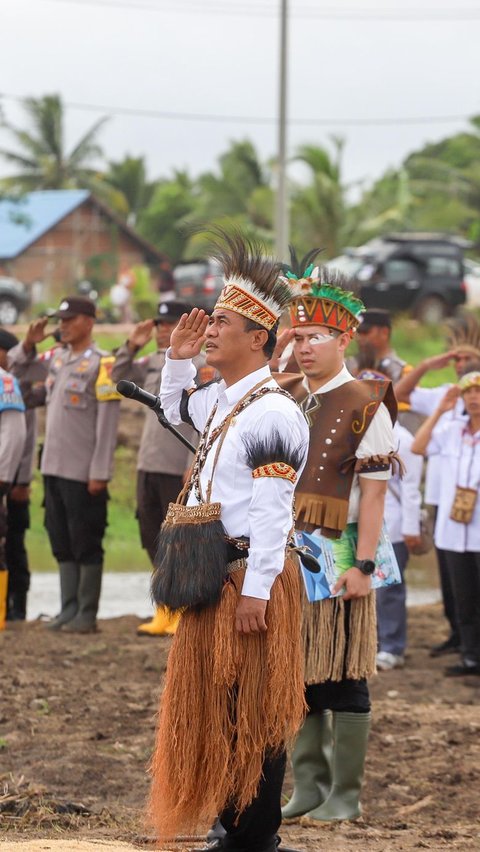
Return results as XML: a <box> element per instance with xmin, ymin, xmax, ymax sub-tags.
<box><xmin>148</xmin><ymin>555</ymin><xmax>305</xmax><ymax>841</ymax></box>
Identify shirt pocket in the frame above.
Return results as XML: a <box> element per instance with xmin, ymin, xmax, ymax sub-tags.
<box><xmin>63</xmin><ymin>376</ymin><xmax>89</xmax><ymax>410</ymax></box>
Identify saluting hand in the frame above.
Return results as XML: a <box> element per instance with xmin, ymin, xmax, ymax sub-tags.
<box><xmin>437</xmin><ymin>384</ymin><xmax>460</xmax><ymax>415</ymax></box>
<box><xmin>169</xmin><ymin>308</ymin><xmax>209</xmax><ymax>360</ymax></box>
<box><xmin>127</xmin><ymin>319</ymin><xmax>154</xmax><ymax>353</ymax></box>
<box><xmin>24</xmin><ymin>317</ymin><xmax>55</xmax><ymax>353</ymax></box>
<box><xmin>269</xmin><ymin>327</ymin><xmax>294</xmax><ymax>371</ymax></box>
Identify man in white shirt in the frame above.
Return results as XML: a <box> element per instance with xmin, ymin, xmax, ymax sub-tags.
<box><xmin>395</xmin><ymin>315</ymin><xmax>480</xmax><ymax>657</ymax></box>
<box><xmin>147</xmin><ymin>230</ymin><xmax>309</xmax><ymax>852</ymax></box>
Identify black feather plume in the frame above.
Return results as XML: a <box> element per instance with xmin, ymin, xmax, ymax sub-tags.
<box><xmin>242</xmin><ymin>428</ymin><xmax>306</xmax><ymax>472</ymax></box>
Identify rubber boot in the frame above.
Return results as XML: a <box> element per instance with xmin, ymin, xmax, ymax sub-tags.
<box><xmin>63</xmin><ymin>563</ymin><xmax>102</xmax><ymax>633</ymax></box>
<box><xmin>0</xmin><ymin>570</ymin><xmax>7</xmax><ymax>631</ymax></box>
<box><xmin>301</xmin><ymin>711</ymin><xmax>371</xmax><ymax>823</ymax></box>
<box><xmin>281</xmin><ymin>711</ymin><xmax>332</xmax><ymax>820</ymax></box>
<box><xmin>137</xmin><ymin>606</ymin><xmax>180</xmax><ymax>636</ymax></box>
<box><xmin>46</xmin><ymin>561</ymin><xmax>79</xmax><ymax>630</ymax></box>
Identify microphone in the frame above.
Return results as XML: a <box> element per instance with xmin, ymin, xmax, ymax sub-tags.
<box><xmin>116</xmin><ymin>380</ymin><xmax>197</xmax><ymax>454</ymax></box>
<box><xmin>116</xmin><ymin>379</ymin><xmax>161</xmax><ymax>411</ymax></box>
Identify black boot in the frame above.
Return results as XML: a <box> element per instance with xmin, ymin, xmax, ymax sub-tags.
<box><xmin>6</xmin><ymin>590</ymin><xmax>27</xmax><ymax>621</ymax></box>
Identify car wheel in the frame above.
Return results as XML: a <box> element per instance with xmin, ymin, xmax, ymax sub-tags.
<box><xmin>0</xmin><ymin>299</ymin><xmax>19</xmax><ymax>324</ymax></box>
<box><xmin>414</xmin><ymin>296</ymin><xmax>447</xmax><ymax>324</ymax></box>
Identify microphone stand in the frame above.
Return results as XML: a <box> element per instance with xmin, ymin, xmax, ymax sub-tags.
<box><xmin>153</xmin><ymin>400</ymin><xmax>197</xmax><ymax>455</ymax></box>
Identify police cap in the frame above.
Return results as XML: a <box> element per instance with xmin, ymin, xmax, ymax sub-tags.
<box><xmin>51</xmin><ymin>297</ymin><xmax>97</xmax><ymax>319</ymax></box>
<box><xmin>154</xmin><ymin>301</ymin><xmax>193</xmax><ymax>325</ymax></box>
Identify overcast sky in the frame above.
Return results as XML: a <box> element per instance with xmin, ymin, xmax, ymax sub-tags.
<box><xmin>1</xmin><ymin>0</ymin><xmax>479</xmax><ymax>193</ymax></box>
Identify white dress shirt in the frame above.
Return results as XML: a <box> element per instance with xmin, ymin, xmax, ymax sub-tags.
<box><xmin>160</xmin><ymin>356</ymin><xmax>309</xmax><ymax>600</ymax></box>
<box><xmin>427</xmin><ymin>420</ymin><xmax>480</xmax><ymax>552</ymax></box>
<box><xmin>410</xmin><ymin>385</ymin><xmax>466</xmax><ymax>505</ymax></box>
<box><xmin>384</xmin><ymin>422</ymin><xmax>423</xmax><ymax>543</ymax></box>
<box><xmin>303</xmin><ymin>365</ymin><xmax>395</xmax><ymax>523</ymax></box>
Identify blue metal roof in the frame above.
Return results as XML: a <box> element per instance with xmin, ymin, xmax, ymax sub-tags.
<box><xmin>0</xmin><ymin>190</ymin><xmax>90</xmax><ymax>259</ymax></box>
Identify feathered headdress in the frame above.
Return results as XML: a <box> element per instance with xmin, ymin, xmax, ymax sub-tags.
<box><xmin>445</xmin><ymin>314</ymin><xmax>480</xmax><ymax>357</ymax></box>
<box><xmin>209</xmin><ymin>228</ymin><xmax>294</xmax><ymax>330</ymax></box>
<box><xmin>283</xmin><ymin>247</ymin><xmax>365</xmax><ymax>335</ymax></box>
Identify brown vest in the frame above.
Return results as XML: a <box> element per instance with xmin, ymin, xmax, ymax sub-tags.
<box><xmin>276</xmin><ymin>372</ymin><xmax>397</xmax><ymax>538</ymax></box>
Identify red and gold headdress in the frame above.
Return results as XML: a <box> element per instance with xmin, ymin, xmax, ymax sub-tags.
<box><xmin>282</xmin><ymin>249</ymin><xmax>365</xmax><ymax>335</ymax></box>
<box><xmin>211</xmin><ymin>228</ymin><xmax>294</xmax><ymax>331</ymax></box>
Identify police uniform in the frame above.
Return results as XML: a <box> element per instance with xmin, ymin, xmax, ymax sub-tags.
<box><xmin>9</xmin><ymin>297</ymin><xmax>120</xmax><ymax>632</ymax></box>
<box><xmin>0</xmin><ymin>366</ymin><xmax>27</xmax><ymax>630</ymax></box>
<box><xmin>1</xmin><ymin>328</ymin><xmax>45</xmax><ymax>621</ymax></box>
<box><xmin>112</xmin><ymin>303</ymin><xmax>208</xmax><ymax>562</ymax></box>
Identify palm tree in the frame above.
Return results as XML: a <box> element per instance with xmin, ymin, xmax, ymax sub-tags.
<box><xmin>0</xmin><ymin>94</ymin><xmax>108</xmax><ymax>191</ymax></box>
<box><xmin>104</xmin><ymin>155</ymin><xmax>155</xmax><ymax>225</ymax></box>
<box><xmin>291</xmin><ymin>137</ymin><xmax>348</xmax><ymax>258</ymax></box>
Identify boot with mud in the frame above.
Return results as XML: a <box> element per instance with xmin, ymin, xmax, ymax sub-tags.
<box><xmin>46</xmin><ymin>561</ymin><xmax>79</xmax><ymax>630</ymax></box>
<box><xmin>300</xmin><ymin>710</ymin><xmax>371</xmax><ymax>824</ymax></box>
<box><xmin>63</xmin><ymin>563</ymin><xmax>102</xmax><ymax>633</ymax></box>
<box><xmin>281</xmin><ymin>710</ymin><xmax>332</xmax><ymax>820</ymax></box>
<box><xmin>137</xmin><ymin>606</ymin><xmax>180</xmax><ymax>636</ymax></box>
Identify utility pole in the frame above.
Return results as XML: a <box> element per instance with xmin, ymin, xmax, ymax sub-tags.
<box><xmin>275</xmin><ymin>0</ymin><xmax>289</xmax><ymax>262</ymax></box>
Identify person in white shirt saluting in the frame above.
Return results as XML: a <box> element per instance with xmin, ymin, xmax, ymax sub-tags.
<box><xmin>147</xmin><ymin>229</ymin><xmax>309</xmax><ymax>852</ymax></box>
<box><xmin>412</xmin><ymin>371</ymin><xmax>480</xmax><ymax>677</ymax></box>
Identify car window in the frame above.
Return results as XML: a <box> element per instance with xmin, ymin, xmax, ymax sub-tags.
<box><xmin>425</xmin><ymin>257</ymin><xmax>462</xmax><ymax>277</ymax></box>
<box><xmin>384</xmin><ymin>259</ymin><xmax>419</xmax><ymax>283</ymax></box>
<box><xmin>173</xmin><ymin>263</ymin><xmax>208</xmax><ymax>282</ymax></box>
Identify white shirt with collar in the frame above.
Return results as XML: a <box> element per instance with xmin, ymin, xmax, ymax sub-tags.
<box><xmin>409</xmin><ymin>384</ymin><xmax>467</xmax><ymax>505</ymax></box>
<box><xmin>160</xmin><ymin>355</ymin><xmax>309</xmax><ymax>600</ymax></box>
<box><xmin>303</xmin><ymin>365</ymin><xmax>395</xmax><ymax>523</ymax></box>
<box><xmin>427</xmin><ymin>419</ymin><xmax>480</xmax><ymax>552</ymax></box>
<box><xmin>384</xmin><ymin>422</ymin><xmax>422</xmax><ymax>543</ymax></box>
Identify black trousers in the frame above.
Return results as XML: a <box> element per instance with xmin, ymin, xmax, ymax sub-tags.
<box><xmin>136</xmin><ymin>470</ymin><xmax>183</xmax><ymax>563</ymax></box>
<box><xmin>219</xmin><ymin>750</ymin><xmax>286</xmax><ymax>852</ymax></box>
<box><xmin>44</xmin><ymin>475</ymin><xmax>107</xmax><ymax>565</ymax></box>
<box><xmin>6</xmin><ymin>496</ymin><xmax>30</xmax><ymax>597</ymax></box>
<box><xmin>433</xmin><ymin>508</ymin><xmax>459</xmax><ymax>642</ymax></box>
<box><xmin>306</xmin><ymin>678</ymin><xmax>371</xmax><ymax>714</ymax></box>
<box><xmin>443</xmin><ymin>549</ymin><xmax>480</xmax><ymax>664</ymax></box>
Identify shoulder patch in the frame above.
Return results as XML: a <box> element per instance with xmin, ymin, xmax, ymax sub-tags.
<box><xmin>0</xmin><ymin>371</ymin><xmax>25</xmax><ymax>413</ymax></box>
<box><xmin>95</xmin><ymin>356</ymin><xmax>122</xmax><ymax>401</ymax></box>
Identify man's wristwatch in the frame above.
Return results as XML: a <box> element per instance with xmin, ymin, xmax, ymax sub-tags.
<box><xmin>354</xmin><ymin>558</ymin><xmax>376</xmax><ymax>576</ymax></box>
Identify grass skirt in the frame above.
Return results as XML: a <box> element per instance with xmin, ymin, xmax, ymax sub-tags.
<box><xmin>147</xmin><ymin>555</ymin><xmax>305</xmax><ymax>840</ymax></box>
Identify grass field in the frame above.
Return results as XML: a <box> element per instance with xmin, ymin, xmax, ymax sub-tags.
<box><xmin>24</xmin><ymin>316</ymin><xmax>472</xmax><ymax>572</ymax></box>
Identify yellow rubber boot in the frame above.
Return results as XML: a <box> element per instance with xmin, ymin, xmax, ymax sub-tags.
<box><xmin>137</xmin><ymin>606</ymin><xmax>180</xmax><ymax>636</ymax></box>
<box><xmin>0</xmin><ymin>570</ymin><xmax>8</xmax><ymax>631</ymax></box>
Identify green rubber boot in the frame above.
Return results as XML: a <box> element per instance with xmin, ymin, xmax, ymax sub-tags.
<box><xmin>302</xmin><ymin>711</ymin><xmax>371</xmax><ymax>823</ymax></box>
<box><xmin>281</xmin><ymin>711</ymin><xmax>333</xmax><ymax>820</ymax></box>
<box><xmin>46</xmin><ymin>562</ymin><xmax>79</xmax><ymax>630</ymax></box>
<box><xmin>62</xmin><ymin>563</ymin><xmax>102</xmax><ymax>633</ymax></box>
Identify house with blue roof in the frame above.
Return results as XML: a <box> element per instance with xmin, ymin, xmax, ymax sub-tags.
<box><xmin>0</xmin><ymin>190</ymin><xmax>167</xmax><ymax>302</ymax></box>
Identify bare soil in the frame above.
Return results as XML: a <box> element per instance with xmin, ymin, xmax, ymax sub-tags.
<box><xmin>1</xmin><ymin>605</ymin><xmax>479</xmax><ymax>852</ymax></box>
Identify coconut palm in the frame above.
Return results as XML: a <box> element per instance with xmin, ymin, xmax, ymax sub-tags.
<box><xmin>0</xmin><ymin>94</ymin><xmax>108</xmax><ymax>191</ymax></box>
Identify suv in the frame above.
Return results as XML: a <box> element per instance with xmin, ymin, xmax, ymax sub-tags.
<box><xmin>329</xmin><ymin>233</ymin><xmax>467</xmax><ymax>323</ymax></box>
<box><xmin>0</xmin><ymin>277</ymin><xmax>29</xmax><ymax>324</ymax></box>
<box><xmin>173</xmin><ymin>259</ymin><xmax>223</xmax><ymax>311</ymax></box>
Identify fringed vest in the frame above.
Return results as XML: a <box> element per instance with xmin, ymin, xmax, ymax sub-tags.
<box><xmin>277</xmin><ymin>373</ymin><xmax>397</xmax><ymax>537</ymax></box>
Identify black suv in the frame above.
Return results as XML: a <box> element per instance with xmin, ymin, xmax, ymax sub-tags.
<box><xmin>173</xmin><ymin>258</ymin><xmax>223</xmax><ymax>311</ymax></box>
<box><xmin>329</xmin><ymin>233</ymin><xmax>467</xmax><ymax>323</ymax></box>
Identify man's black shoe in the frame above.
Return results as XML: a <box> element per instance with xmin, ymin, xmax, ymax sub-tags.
<box><xmin>191</xmin><ymin>835</ymin><xmax>300</xmax><ymax>852</ymax></box>
<box><xmin>429</xmin><ymin>636</ymin><xmax>460</xmax><ymax>657</ymax></box>
<box><xmin>444</xmin><ymin>661</ymin><xmax>480</xmax><ymax>677</ymax></box>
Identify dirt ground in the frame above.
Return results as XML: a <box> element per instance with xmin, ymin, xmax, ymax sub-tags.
<box><xmin>1</xmin><ymin>605</ymin><xmax>479</xmax><ymax>852</ymax></box>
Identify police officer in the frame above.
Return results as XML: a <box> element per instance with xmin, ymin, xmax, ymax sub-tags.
<box><xmin>112</xmin><ymin>300</ymin><xmax>210</xmax><ymax>635</ymax></box>
<box><xmin>0</xmin><ymin>328</ymin><xmax>37</xmax><ymax>621</ymax></box>
<box><xmin>9</xmin><ymin>297</ymin><xmax>120</xmax><ymax>633</ymax></box>
<box><xmin>0</xmin><ymin>357</ymin><xmax>27</xmax><ymax>630</ymax></box>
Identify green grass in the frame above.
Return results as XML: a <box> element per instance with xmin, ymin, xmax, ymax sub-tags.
<box><xmin>26</xmin><ymin>317</ymin><xmax>472</xmax><ymax>573</ymax></box>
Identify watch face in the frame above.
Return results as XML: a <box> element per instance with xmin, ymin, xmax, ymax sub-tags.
<box><xmin>358</xmin><ymin>559</ymin><xmax>376</xmax><ymax>575</ymax></box>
